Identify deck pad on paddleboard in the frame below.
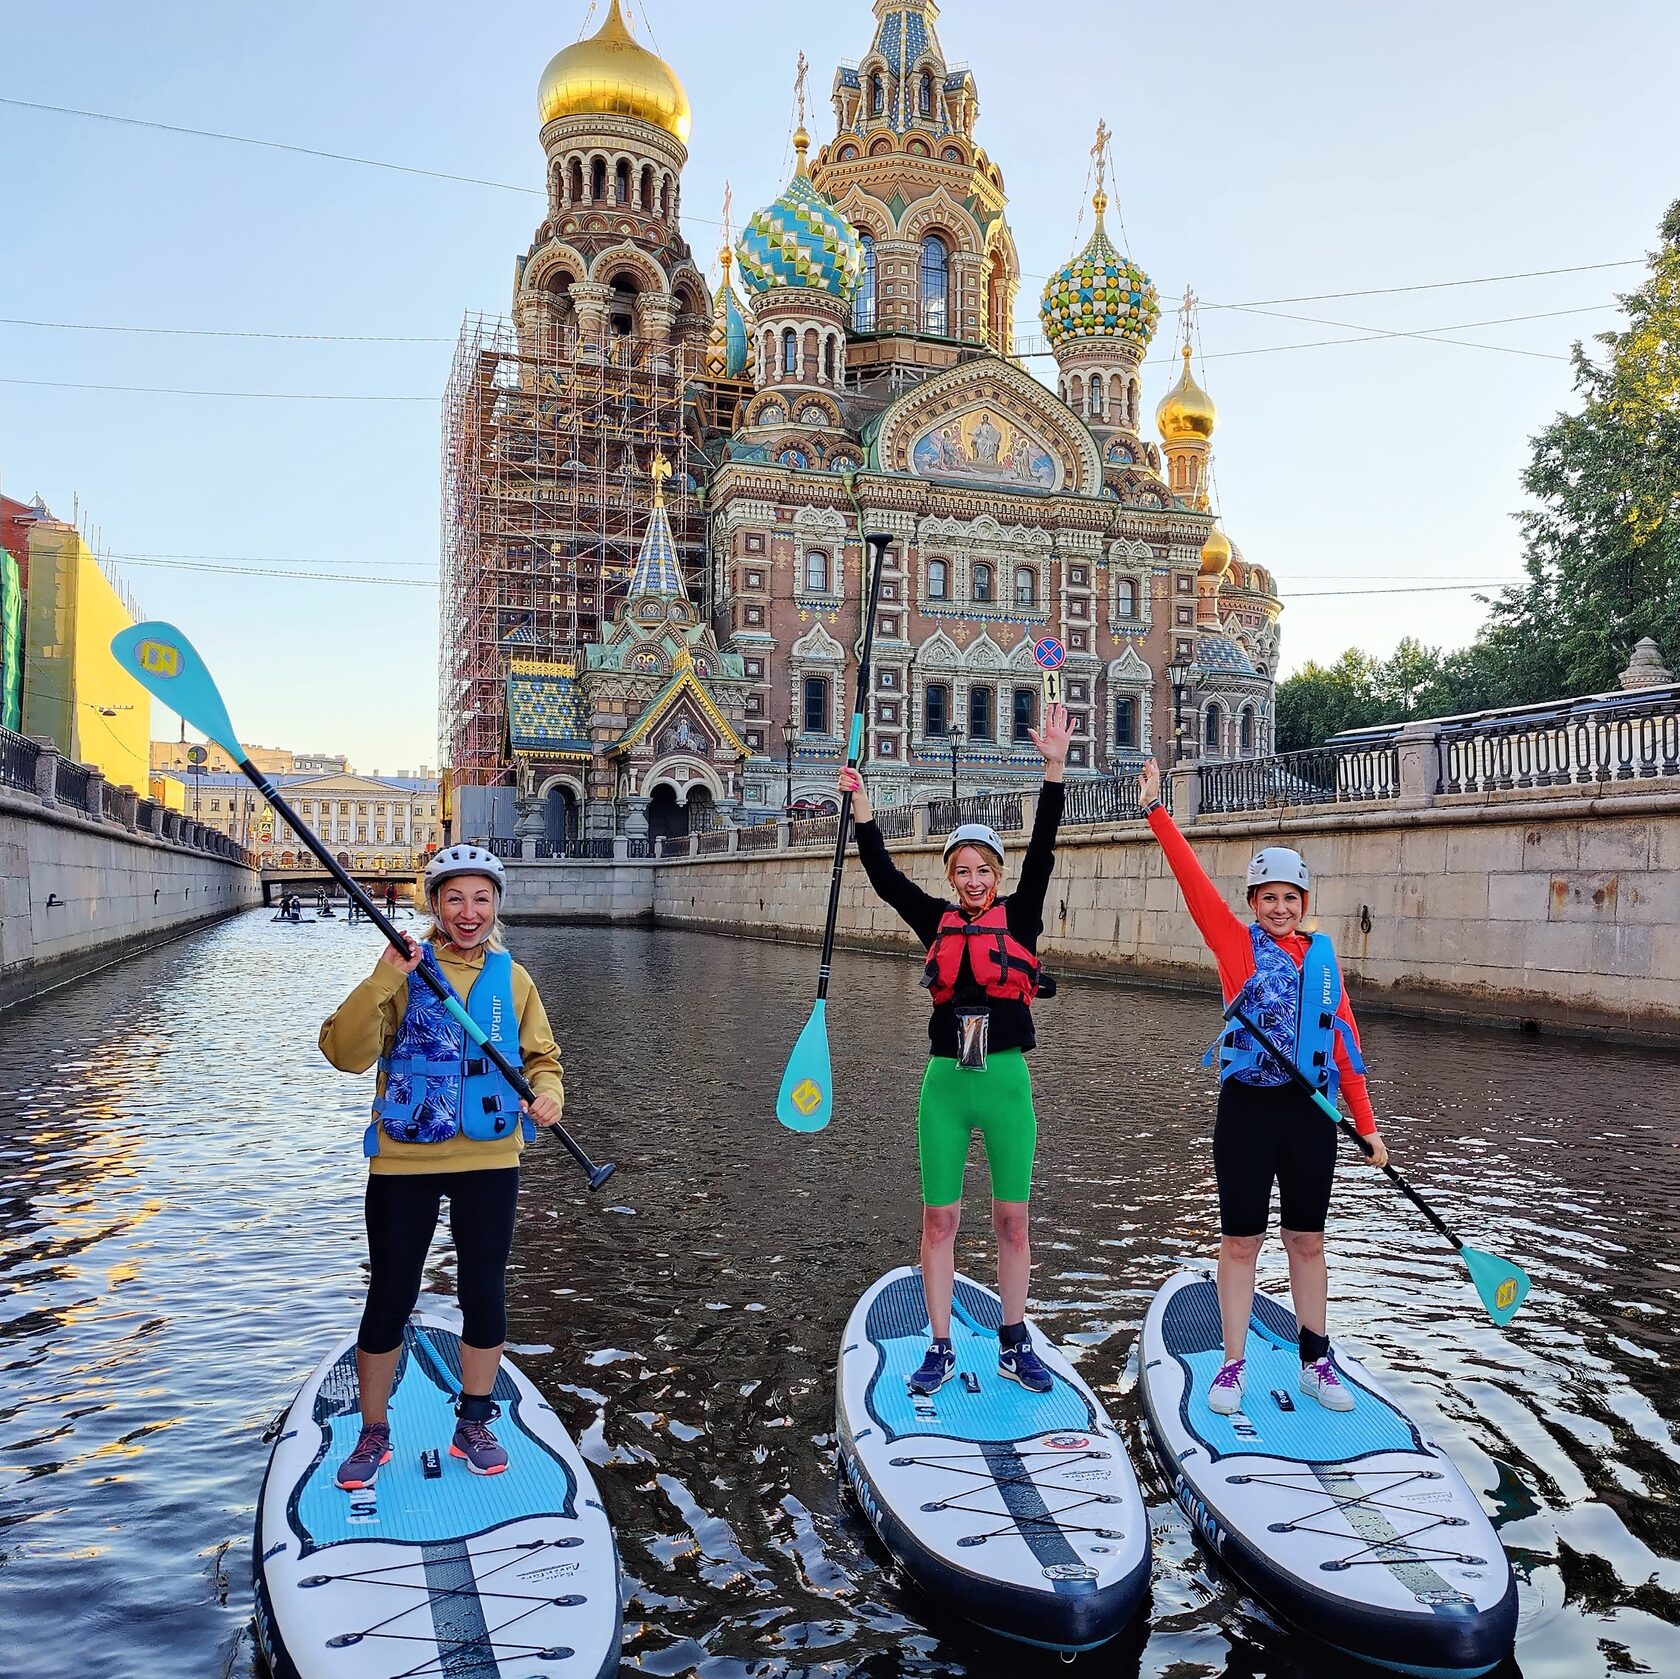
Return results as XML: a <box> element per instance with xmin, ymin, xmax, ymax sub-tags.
<box><xmin>255</xmin><ymin>1317</ymin><xmax>620</xmax><ymax>1679</ymax></box>
<box><xmin>1140</xmin><ymin>1271</ymin><xmax>1517</xmax><ymax>1678</ymax></box>
<box><xmin>837</xmin><ymin>1267</ymin><xmax>1149</xmax><ymax>1652</ymax></box>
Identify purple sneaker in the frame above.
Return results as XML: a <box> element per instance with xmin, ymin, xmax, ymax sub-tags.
<box><xmin>450</xmin><ymin>1401</ymin><xmax>509</xmax><ymax>1476</ymax></box>
<box><xmin>1299</xmin><ymin>1356</ymin><xmax>1354</xmax><ymax>1412</ymax></box>
<box><xmin>1206</xmin><ymin>1358</ymin><xmax>1246</xmax><ymax>1416</ymax></box>
<box><xmin>336</xmin><ymin>1422</ymin><xmax>391</xmax><ymax>1490</ymax></box>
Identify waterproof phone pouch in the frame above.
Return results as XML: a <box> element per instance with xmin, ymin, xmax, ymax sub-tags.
<box><xmin>956</xmin><ymin>1009</ymin><xmax>991</xmax><ymax>1071</ymax></box>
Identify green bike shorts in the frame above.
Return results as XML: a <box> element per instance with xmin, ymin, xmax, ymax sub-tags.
<box><xmin>916</xmin><ymin>1049</ymin><xmax>1037</xmax><ymax>1207</ymax></box>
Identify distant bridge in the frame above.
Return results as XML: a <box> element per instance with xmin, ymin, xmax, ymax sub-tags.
<box><xmin>259</xmin><ymin>864</ymin><xmax>421</xmax><ymax>909</ymax></box>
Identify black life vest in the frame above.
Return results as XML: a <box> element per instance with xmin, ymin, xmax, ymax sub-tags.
<box><xmin>921</xmin><ymin>902</ymin><xmax>1041</xmax><ymax>1006</ymax></box>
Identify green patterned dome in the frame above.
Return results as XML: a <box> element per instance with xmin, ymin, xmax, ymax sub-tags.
<box><xmin>736</xmin><ymin>130</ymin><xmax>862</xmax><ymax>303</ymax></box>
<box><xmin>1040</xmin><ymin>191</ymin><xmax>1160</xmax><ymax>349</ymax></box>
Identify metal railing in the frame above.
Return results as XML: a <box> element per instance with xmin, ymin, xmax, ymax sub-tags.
<box><xmin>1436</xmin><ymin>688</ymin><xmax>1680</xmax><ymax>793</ymax></box>
<box><xmin>659</xmin><ymin>833</ymin><xmax>694</xmax><ymax>858</ymax></box>
<box><xmin>1</xmin><ymin>726</ymin><xmax>38</xmax><ymax>794</ymax></box>
<box><xmin>695</xmin><ymin>829</ymin><xmax>731</xmax><ymax>856</ymax></box>
<box><xmin>55</xmin><ymin>757</ymin><xmax>94</xmax><ymax>811</ymax></box>
<box><xmin>624</xmin><ymin>837</ymin><xmax>651</xmax><ymax>860</ymax></box>
<box><xmin>1062</xmin><ymin>778</ymin><xmax>1144</xmax><ymax>827</ymax></box>
<box><xmin>927</xmin><ymin>792</ymin><xmax>1024</xmax><ymax>835</ymax></box>
<box><xmin>788</xmin><ymin>813</ymin><xmax>840</xmax><ymax>849</ymax></box>
<box><xmin>101</xmin><ymin>780</ymin><xmax>125</xmax><ymax>823</ymax></box>
<box><xmin>736</xmin><ymin>821</ymin><xmax>780</xmax><ymax>853</ymax></box>
<box><xmin>1198</xmin><ymin>745</ymin><xmax>1401</xmax><ymax>815</ymax></box>
<box><xmin>872</xmin><ymin>805</ymin><xmax>914</xmax><ymax>840</ymax></box>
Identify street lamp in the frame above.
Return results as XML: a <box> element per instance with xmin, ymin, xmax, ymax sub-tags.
<box><xmin>784</xmin><ymin>705</ymin><xmax>796</xmax><ymax>813</ymax></box>
<box><xmin>1164</xmin><ymin>658</ymin><xmax>1193</xmax><ymax>768</ymax></box>
<box><xmin>948</xmin><ymin>724</ymin><xmax>965</xmax><ymax>804</ymax></box>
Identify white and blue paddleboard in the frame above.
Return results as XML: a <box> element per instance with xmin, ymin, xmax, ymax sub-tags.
<box><xmin>254</xmin><ymin>1317</ymin><xmax>621</xmax><ymax>1679</ymax></box>
<box><xmin>1139</xmin><ymin>1271</ymin><xmax>1517</xmax><ymax>1678</ymax></box>
<box><xmin>837</xmin><ymin>1267</ymin><xmax>1150</xmax><ymax>1652</ymax></box>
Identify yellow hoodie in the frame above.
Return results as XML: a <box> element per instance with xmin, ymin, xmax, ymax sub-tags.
<box><xmin>319</xmin><ymin>939</ymin><xmax>565</xmax><ymax>1176</ymax></box>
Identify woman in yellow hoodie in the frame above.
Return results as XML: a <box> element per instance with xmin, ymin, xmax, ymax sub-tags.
<box><xmin>319</xmin><ymin>845</ymin><xmax>565</xmax><ymax>1487</ymax></box>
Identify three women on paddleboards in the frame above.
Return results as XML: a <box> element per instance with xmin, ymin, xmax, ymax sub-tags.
<box><xmin>838</xmin><ymin>701</ymin><xmax>1074</xmax><ymax>1400</ymax></box>
<box><xmin>1137</xmin><ymin>759</ymin><xmax>1388</xmax><ymax>1415</ymax></box>
<box><xmin>319</xmin><ymin>844</ymin><xmax>566</xmax><ymax>1488</ymax></box>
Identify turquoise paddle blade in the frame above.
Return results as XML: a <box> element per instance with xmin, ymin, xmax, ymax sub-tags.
<box><xmin>110</xmin><ymin>621</ymin><xmax>245</xmax><ymax>759</ymax></box>
<box><xmin>1461</xmin><ymin>1244</ymin><xmax>1531</xmax><ymax>1327</ymax></box>
<box><xmin>776</xmin><ymin>999</ymin><xmax>832</xmax><ymax>1132</ymax></box>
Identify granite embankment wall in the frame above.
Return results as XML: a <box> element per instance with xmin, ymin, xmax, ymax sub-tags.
<box><xmin>1</xmin><ymin>782</ymin><xmax>261</xmax><ymax>1011</ymax></box>
<box><xmin>501</xmin><ymin>781</ymin><xmax>1680</xmax><ymax>1044</ymax></box>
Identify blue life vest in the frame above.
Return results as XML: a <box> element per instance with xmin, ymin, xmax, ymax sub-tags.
<box><xmin>1204</xmin><ymin>924</ymin><xmax>1365</xmax><ymax>1098</ymax></box>
<box><xmin>363</xmin><ymin>945</ymin><xmax>534</xmax><ymax>1157</ymax></box>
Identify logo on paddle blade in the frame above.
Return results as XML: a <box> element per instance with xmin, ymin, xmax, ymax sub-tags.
<box><xmin>135</xmin><ymin>638</ymin><xmax>181</xmax><ymax>678</ymax></box>
<box><xmin>789</xmin><ymin>1078</ymin><xmax>824</xmax><ymax>1116</ymax></box>
<box><xmin>1495</xmin><ymin>1278</ymin><xmax>1517</xmax><ymax>1310</ymax></box>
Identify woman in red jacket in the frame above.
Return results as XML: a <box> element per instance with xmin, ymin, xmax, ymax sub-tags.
<box><xmin>1138</xmin><ymin>759</ymin><xmax>1388</xmax><ymax>1416</ymax></box>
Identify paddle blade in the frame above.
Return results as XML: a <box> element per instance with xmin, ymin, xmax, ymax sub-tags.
<box><xmin>776</xmin><ymin>1000</ymin><xmax>832</xmax><ymax>1132</ymax></box>
<box><xmin>110</xmin><ymin>621</ymin><xmax>244</xmax><ymax>759</ymax></box>
<box><xmin>1461</xmin><ymin>1244</ymin><xmax>1531</xmax><ymax>1326</ymax></box>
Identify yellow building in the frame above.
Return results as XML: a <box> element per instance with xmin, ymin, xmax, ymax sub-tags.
<box><xmin>20</xmin><ymin>520</ymin><xmax>150</xmax><ymax>793</ymax></box>
<box><xmin>150</xmin><ymin>739</ymin><xmax>298</xmax><ymax>775</ymax></box>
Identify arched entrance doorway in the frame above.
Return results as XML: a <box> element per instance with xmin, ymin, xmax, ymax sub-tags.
<box><xmin>686</xmin><ymin>786</ymin><xmax>716</xmax><ymax>832</ymax></box>
<box><xmin>543</xmin><ymin>784</ymin><xmax>577</xmax><ymax>852</ymax></box>
<box><xmin>647</xmin><ymin>783</ymin><xmax>684</xmax><ymax>843</ymax></box>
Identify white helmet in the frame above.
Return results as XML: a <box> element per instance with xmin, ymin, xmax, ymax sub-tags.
<box><xmin>424</xmin><ymin>844</ymin><xmax>506</xmax><ymax>901</ymax></box>
<box><xmin>943</xmin><ymin>823</ymin><xmax>1005</xmax><ymax>865</ymax></box>
<box><xmin>1247</xmin><ymin>846</ymin><xmax>1310</xmax><ymax>894</ymax></box>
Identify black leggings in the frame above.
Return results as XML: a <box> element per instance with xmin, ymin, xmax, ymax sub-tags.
<box><xmin>1212</xmin><ymin>1079</ymin><xmax>1337</xmax><ymax>1236</ymax></box>
<box><xmin>357</xmin><ymin>1168</ymin><xmax>519</xmax><ymax>1355</ymax></box>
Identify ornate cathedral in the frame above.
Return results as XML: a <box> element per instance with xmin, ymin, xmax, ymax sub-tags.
<box><xmin>441</xmin><ymin>0</ymin><xmax>1281</xmax><ymax>846</ymax></box>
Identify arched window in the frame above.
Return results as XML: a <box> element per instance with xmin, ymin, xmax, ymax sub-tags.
<box><xmin>1012</xmin><ymin>687</ymin><xmax>1035</xmax><ymax>743</ymax></box>
<box><xmin>1089</xmin><ymin>372</ymin><xmax>1103</xmax><ymax>417</ymax></box>
<box><xmin>1014</xmin><ymin>566</ymin><xmax>1036</xmax><ymax>608</ymax></box>
<box><xmin>924</xmin><ymin>682</ymin><xmax>950</xmax><ymax>737</ymax></box>
<box><xmin>803</xmin><ymin>675</ymin><xmax>830</xmax><ymax>735</ymax></box>
<box><xmin>987</xmin><ymin>250</ymin><xmax>1009</xmax><ymax>349</ymax></box>
<box><xmin>781</xmin><ymin>327</ymin><xmax>798</xmax><ymax>376</ymax></box>
<box><xmin>614</xmin><ymin>159</ymin><xmax>630</xmax><ymax>204</ymax></box>
<box><xmin>640</xmin><ymin>162</ymin><xmax>655</xmax><ymax>209</ymax></box>
<box><xmin>971</xmin><ymin>561</ymin><xmax>993</xmax><ymax>603</ymax></box>
<box><xmin>927</xmin><ymin>558</ymin><xmax>949</xmax><ymax>600</ymax></box>
<box><xmin>1117</xmin><ymin>578</ymin><xmax>1140</xmax><ymax>618</ymax></box>
<box><xmin>920</xmin><ymin>234</ymin><xmax>949</xmax><ymax>335</ymax></box>
<box><xmin>919</xmin><ymin>72</ymin><xmax>933</xmax><ymax>116</ymax></box>
<box><xmin>1240</xmin><ymin>707</ymin><xmax>1255</xmax><ymax>751</ymax></box>
<box><xmin>589</xmin><ymin>157</ymin><xmax>606</xmax><ymax>200</ymax></box>
<box><xmin>870</xmin><ymin>72</ymin><xmax>885</xmax><ymax>115</ymax></box>
<box><xmin>1204</xmin><ymin>708</ymin><xmax>1222</xmax><ymax>752</ymax></box>
<box><xmin>567</xmin><ymin>157</ymin><xmax>583</xmax><ymax>203</ymax></box>
<box><xmin>853</xmin><ymin>235</ymin><xmax>877</xmax><ymax>331</ymax></box>
<box><xmin>823</xmin><ymin>335</ymin><xmax>837</xmax><ymax>382</ymax></box>
<box><xmin>1114</xmin><ymin>695</ymin><xmax>1137</xmax><ymax>749</ymax></box>
<box><xmin>804</xmin><ymin>550</ymin><xmax>829</xmax><ymax>593</ymax></box>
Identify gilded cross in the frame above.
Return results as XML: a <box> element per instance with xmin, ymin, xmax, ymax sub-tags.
<box><xmin>1181</xmin><ymin>285</ymin><xmax>1197</xmax><ymax>352</ymax></box>
<box><xmin>794</xmin><ymin>51</ymin><xmax>809</xmax><ymax>127</ymax></box>
<box><xmin>1091</xmin><ymin>118</ymin><xmax>1111</xmax><ymax>196</ymax></box>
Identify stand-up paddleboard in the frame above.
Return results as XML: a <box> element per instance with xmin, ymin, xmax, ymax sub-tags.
<box><xmin>255</xmin><ymin>1317</ymin><xmax>621</xmax><ymax>1679</ymax></box>
<box><xmin>837</xmin><ymin>1267</ymin><xmax>1150</xmax><ymax>1652</ymax></box>
<box><xmin>1139</xmin><ymin>1272</ymin><xmax>1517</xmax><ymax>1677</ymax></box>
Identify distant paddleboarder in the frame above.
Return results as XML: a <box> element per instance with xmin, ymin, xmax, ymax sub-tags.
<box><xmin>1137</xmin><ymin>758</ymin><xmax>1388</xmax><ymax>1416</ymax></box>
<box><xmin>838</xmin><ymin>702</ymin><xmax>1073</xmax><ymax>1399</ymax></box>
<box><xmin>319</xmin><ymin>845</ymin><xmax>567</xmax><ymax>1489</ymax></box>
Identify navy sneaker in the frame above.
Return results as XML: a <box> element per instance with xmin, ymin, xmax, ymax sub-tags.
<box><xmin>998</xmin><ymin>1335</ymin><xmax>1054</xmax><ymax>1394</ymax></box>
<box><xmin>907</xmin><ymin>1341</ymin><xmax>956</xmax><ymax>1396</ymax></box>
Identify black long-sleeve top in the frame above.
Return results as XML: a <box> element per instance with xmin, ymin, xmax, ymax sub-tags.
<box><xmin>854</xmin><ymin>782</ymin><xmax>1064</xmax><ymax>1058</ymax></box>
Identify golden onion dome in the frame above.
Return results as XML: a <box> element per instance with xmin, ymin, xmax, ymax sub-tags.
<box><xmin>538</xmin><ymin>0</ymin><xmax>691</xmax><ymax>143</ymax></box>
<box><xmin>1157</xmin><ymin>342</ymin><xmax>1217</xmax><ymax>442</ymax></box>
<box><xmin>1199</xmin><ymin>520</ymin><xmax>1233</xmax><ymax>578</ymax></box>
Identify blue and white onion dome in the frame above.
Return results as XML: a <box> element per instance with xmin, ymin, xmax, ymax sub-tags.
<box><xmin>736</xmin><ymin>128</ymin><xmax>863</xmax><ymax>302</ymax></box>
<box><xmin>1040</xmin><ymin>189</ymin><xmax>1160</xmax><ymax>349</ymax></box>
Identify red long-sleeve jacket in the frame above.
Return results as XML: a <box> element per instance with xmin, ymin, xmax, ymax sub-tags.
<box><xmin>1147</xmin><ymin>805</ymin><xmax>1377</xmax><ymax>1134</ymax></box>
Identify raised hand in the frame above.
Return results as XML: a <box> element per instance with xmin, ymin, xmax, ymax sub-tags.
<box><xmin>1138</xmin><ymin>757</ymin><xmax>1161</xmax><ymax>807</ymax></box>
<box><xmin>1028</xmin><ymin>702</ymin><xmax>1073</xmax><ymax>781</ymax></box>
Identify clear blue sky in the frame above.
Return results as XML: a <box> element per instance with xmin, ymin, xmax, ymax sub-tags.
<box><xmin>3</xmin><ymin>1</ymin><xmax>1672</xmax><ymax>771</ymax></box>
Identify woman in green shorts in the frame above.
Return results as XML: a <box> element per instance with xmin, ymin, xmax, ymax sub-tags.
<box><xmin>838</xmin><ymin>701</ymin><xmax>1071</xmax><ymax>1397</ymax></box>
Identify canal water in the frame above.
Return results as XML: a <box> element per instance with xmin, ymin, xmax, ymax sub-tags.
<box><xmin>1</xmin><ymin>912</ymin><xmax>1676</xmax><ymax>1678</ymax></box>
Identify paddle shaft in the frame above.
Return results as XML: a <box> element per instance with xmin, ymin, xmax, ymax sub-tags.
<box><xmin>245</xmin><ymin>765</ymin><xmax>613</xmax><ymax>1187</ymax></box>
<box><xmin>1224</xmin><ymin>998</ymin><xmax>1464</xmax><ymax>1252</ymax></box>
<box><xmin>813</xmin><ymin>532</ymin><xmax>891</xmax><ymax>1000</ymax></box>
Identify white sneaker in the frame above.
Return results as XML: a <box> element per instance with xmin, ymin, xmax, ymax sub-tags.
<box><xmin>1206</xmin><ymin>1358</ymin><xmax>1246</xmax><ymax>1415</ymax></box>
<box><xmin>1299</xmin><ymin>1356</ymin><xmax>1354</xmax><ymax>1412</ymax></box>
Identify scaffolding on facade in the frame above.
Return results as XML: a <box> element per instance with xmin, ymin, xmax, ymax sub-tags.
<box><xmin>439</xmin><ymin>313</ymin><xmax>707</xmax><ymax>786</ymax></box>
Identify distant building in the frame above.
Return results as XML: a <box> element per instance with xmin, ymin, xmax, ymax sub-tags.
<box><xmin>158</xmin><ymin>769</ymin><xmax>442</xmax><ymax>871</ymax></box>
<box><xmin>150</xmin><ymin>739</ymin><xmax>301</xmax><ymax>775</ymax></box>
<box><xmin>20</xmin><ymin>513</ymin><xmax>150</xmax><ymax>793</ymax></box>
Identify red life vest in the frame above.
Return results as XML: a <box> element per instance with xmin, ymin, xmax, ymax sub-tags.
<box><xmin>921</xmin><ymin>902</ymin><xmax>1041</xmax><ymax>1006</ymax></box>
